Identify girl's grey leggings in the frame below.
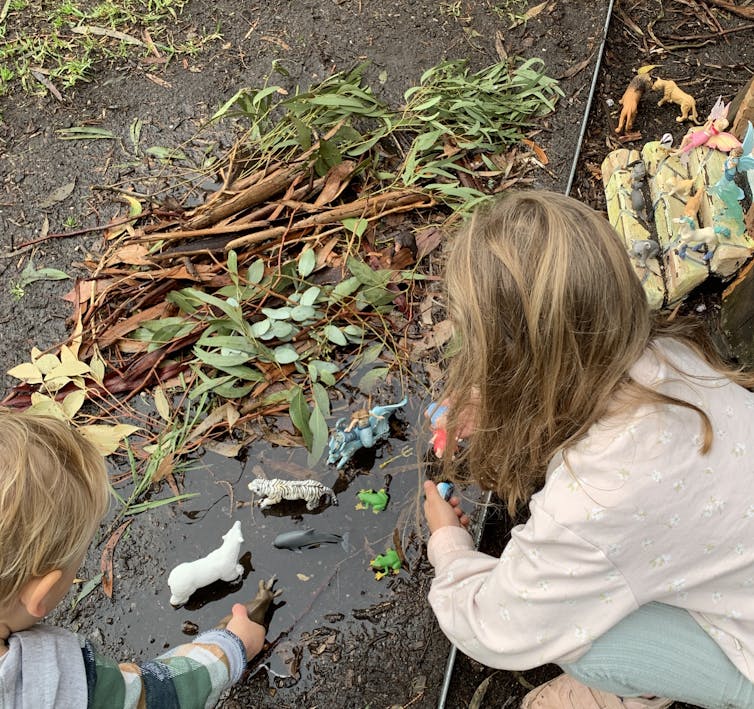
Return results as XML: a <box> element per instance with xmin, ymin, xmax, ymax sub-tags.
<box><xmin>560</xmin><ymin>602</ymin><xmax>754</xmax><ymax>709</ymax></box>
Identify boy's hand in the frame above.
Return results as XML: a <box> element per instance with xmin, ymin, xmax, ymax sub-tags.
<box><xmin>225</xmin><ymin>604</ymin><xmax>265</xmax><ymax>660</ymax></box>
<box><xmin>423</xmin><ymin>481</ymin><xmax>469</xmax><ymax>534</ymax></box>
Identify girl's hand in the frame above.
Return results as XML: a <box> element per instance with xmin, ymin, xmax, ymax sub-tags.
<box><xmin>423</xmin><ymin>481</ymin><xmax>470</xmax><ymax>534</ymax></box>
<box><xmin>225</xmin><ymin>603</ymin><xmax>266</xmax><ymax>660</ymax></box>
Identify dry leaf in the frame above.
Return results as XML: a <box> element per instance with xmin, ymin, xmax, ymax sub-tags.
<box><xmin>100</xmin><ymin>520</ymin><xmax>132</xmax><ymax>599</ymax></box>
<box><xmin>153</xmin><ymin>386</ymin><xmax>171</xmax><ymax>422</ymax></box>
<box><xmin>296</xmin><ymin>573</ymin><xmax>311</xmax><ymax>581</ymax></box>
<box><xmin>7</xmin><ymin>362</ymin><xmax>43</xmax><ymax>383</ymax></box>
<box><xmin>79</xmin><ymin>424</ymin><xmax>140</xmax><ymax>455</ymax></box>
<box><xmin>412</xmin><ymin>319</ymin><xmax>454</xmax><ymax>355</ymax></box>
<box><xmin>39</xmin><ymin>180</ymin><xmax>75</xmax><ymax>209</ymax></box>
<box><xmin>521</xmin><ymin>138</ymin><xmax>549</xmax><ymax>165</ymax></box>
<box><xmin>145</xmin><ymin>73</ymin><xmax>172</xmax><ymax>89</ymax></box>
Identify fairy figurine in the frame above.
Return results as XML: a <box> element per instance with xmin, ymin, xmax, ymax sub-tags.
<box><xmin>710</xmin><ymin>121</ymin><xmax>754</xmax><ymax>211</ymax></box>
<box><xmin>677</xmin><ymin>97</ymin><xmax>742</xmax><ymax>164</ymax></box>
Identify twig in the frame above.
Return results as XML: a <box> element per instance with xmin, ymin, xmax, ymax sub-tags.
<box><xmin>15</xmin><ymin>211</ymin><xmax>151</xmax><ymax>249</ymax></box>
<box><xmin>701</xmin><ymin>0</ymin><xmax>754</xmax><ymax>20</ymax></box>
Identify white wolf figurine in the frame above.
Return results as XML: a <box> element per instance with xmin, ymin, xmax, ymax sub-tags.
<box><xmin>168</xmin><ymin>520</ymin><xmax>245</xmax><ymax>605</ymax></box>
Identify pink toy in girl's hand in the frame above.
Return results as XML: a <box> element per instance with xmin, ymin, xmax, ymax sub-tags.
<box><xmin>427</xmin><ymin>402</ymin><xmax>453</xmax><ymax>458</ymax></box>
<box><xmin>168</xmin><ymin>521</ymin><xmax>245</xmax><ymax>605</ymax></box>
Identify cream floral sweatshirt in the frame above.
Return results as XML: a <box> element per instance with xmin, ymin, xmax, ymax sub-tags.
<box><xmin>427</xmin><ymin>338</ymin><xmax>754</xmax><ymax>680</ymax></box>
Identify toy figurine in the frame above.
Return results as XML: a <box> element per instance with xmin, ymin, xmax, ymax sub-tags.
<box><xmin>711</xmin><ymin>122</ymin><xmax>754</xmax><ymax>209</ymax></box>
<box><xmin>168</xmin><ymin>521</ymin><xmax>245</xmax><ymax>606</ymax></box>
<box><xmin>677</xmin><ymin>97</ymin><xmax>742</xmax><ymax>162</ymax></box>
<box><xmin>672</xmin><ymin>216</ymin><xmax>730</xmax><ymax>261</ymax></box>
<box><xmin>616</xmin><ymin>72</ymin><xmax>653</xmax><ymax>134</ymax></box>
<box><xmin>273</xmin><ymin>528</ymin><xmax>344</xmax><ymax>550</ymax></box>
<box><xmin>370</xmin><ymin>548</ymin><xmax>402</xmax><ymax>580</ymax></box>
<box><xmin>652</xmin><ymin>78</ymin><xmax>700</xmax><ymax>123</ymax></box>
<box><xmin>437</xmin><ymin>481</ymin><xmax>455</xmax><ymax>501</ymax></box>
<box><xmin>659</xmin><ymin>132</ymin><xmax>674</xmax><ymax>150</ymax></box>
<box><xmin>355</xmin><ymin>488</ymin><xmax>389</xmax><ymax>513</ymax></box>
<box><xmin>216</xmin><ymin>576</ymin><xmax>282</xmax><ymax>628</ymax></box>
<box><xmin>629</xmin><ymin>161</ymin><xmax>650</xmax><ymax>222</ymax></box>
<box><xmin>248</xmin><ymin>478</ymin><xmax>337</xmax><ymax>511</ymax></box>
<box><xmin>629</xmin><ymin>240</ymin><xmax>660</xmax><ymax>269</ymax></box>
<box><xmin>327</xmin><ymin>396</ymin><xmax>407</xmax><ymax>469</ymax></box>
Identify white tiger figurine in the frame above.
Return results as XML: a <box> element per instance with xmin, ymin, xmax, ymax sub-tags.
<box><xmin>248</xmin><ymin>478</ymin><xmax>338</xmax><ymax>511</ymax></box>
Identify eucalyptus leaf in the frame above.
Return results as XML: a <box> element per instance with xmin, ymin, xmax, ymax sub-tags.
<box><xmin>300</xmin><ymin>286</ymin><xmax>321</xmax><ymax>306</ymax></box>
<box><xmin>307</xmin><ymin>403</ymin><xmax>329</xmax><ymax>465</ymax></box>
<box><xmin>298</xmin><ymin>249</ymin><xmax>316</xmax><ymax>278</ymax></box>
<box><xmin>193</xmin><ymin>347</ymin><xmax>250</xmax><ymax>368</ymax></box>
<box><xmin>290</xmin><ymin>304</ymin><xmax>316</xmax><ymax>322</ymax></box>
<box><xmin>323</xmin><ymin>324</ymin><xmax>347</xmax><ymax>346</ymax></box>
<box><xmin>358</xmin><ymin>367</ymin><xmax>390</xmax><ymax>393</ymax></box>
<box><xmin>273</xmin><ymin>344</ymin><xmax>299</xmax><ymax>364</ymax></box>
<box><xmin>250</xmin><ymin>319</ymin><xmax>271</xmax><ymax>338</ymax></box>
<box><xmin>271</xmin><ymin>321</ymin><xmax>296</xmax><ymax>339</ymax></box>
<box><xmin>261</xmin><ymin>306</ymin><xmax>292</xmax><ymax>320</ymax></box>
<box><xmin>312</xmin><ymin>382</ymin><xmax>330</xmax><ymax>417</ymax></box>
<box><xmin>247</xmin><ymin>259</ymin><xmax>265</xmax><ymax>284</ymax></box>
<box><xmin>213</xmin><ymin>381</ymin><xmax>256</xmax><ymax>399</ymax></box>
<box><xmin>289</xmin><ymin>386</ymin><xmax>313</xmax><ymax>448</ymax></box>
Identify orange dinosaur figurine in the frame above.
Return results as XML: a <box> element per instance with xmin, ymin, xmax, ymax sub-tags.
<box><xmin>616</xmin><ymin>73</ymin><xmax>653</xmax><ymax>134</ymax></box>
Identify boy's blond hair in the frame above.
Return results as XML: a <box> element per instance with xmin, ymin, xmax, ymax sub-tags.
<box><xmin>0</xmin><ymin>409</ymin><xmax>109</xmax><ymax>610</ymax></box>
<box><xmin>440</xmin><ymin>190</ymin><xmax>754</xmax><ymax>515</ymax></box>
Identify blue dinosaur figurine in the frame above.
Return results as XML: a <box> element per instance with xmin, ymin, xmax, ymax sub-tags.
<box><xmin>327</xmin><ymin>396</ymin><xmax>408</xmax><ymax>469</ymax></box>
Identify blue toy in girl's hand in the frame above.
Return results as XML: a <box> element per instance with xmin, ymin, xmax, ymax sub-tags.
<box><xmin>436</xmin><ymin>481</ymin><xmax>454</xmax><ymax>501</ymax></box>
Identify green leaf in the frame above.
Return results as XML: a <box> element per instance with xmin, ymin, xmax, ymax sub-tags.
<box><xmin>312</xmin><ymin>382</ymin><xmax>330</xmax><ymax>417</ymax></box>
<box><xmin>166</xmin><ymin>289</ymin><xmax>199</xmax><ymax>314</ymax></box>
<box><xmin>227</xmin><ymin>250</ymin><xmax>238</xmax><ymax>279</ymax></box>
<box><xmin>146</xmin><ymin>146</ymin><xmax>188</xmax><ymax>161</ymax></box>
<box><xmin>250</xmin><ymin>319</ymin><xmax>271</xmax><ymax>338</ymax></box>
<box><xmin>247</xmin><ymin>259</ymin><xmax>265</xmax><ymax>284</ymax></box>
<box><xmin>261</xmin><ymin>306</ymin><xmax>292</xmax><ymax>320</ymax></box>
<box><xmin>309</xmin><ymin>359</ymin><xmax>339</xmax><ymax>386</ymax></box>
<box><xmin>300</xmin><ymin>286</ymin><xmax>321</xmax><ymax>306</ymax></box>
<box><xmin>290</xmin><ymin>304</ymin><xmax>316</xmax><ymax>322</ymax></box>
<box><xmin>342</xmin><ymin>218</ymin><xmax>368</xmax><ymax>238</ymax></box>
<box><xmin>298</xmin><ymin>248</ymin><xmax>316</xmax><ymax>277</ymax></box>
<box><xmin>289</xmin><ymin>386</ymin><xmax>313</xmax><ymax>448</ymax></box>
<box><xmin>57</xmin><ymin>126</ymin><xmax>115</xmax><ymax>140</ymax></box>
<box><xmin>307</xmin><ymin>403</ymin><xmax>329</xmax><ymax>466</ymax></box>
<box><xmin>273</xmin><ymin>344</ymin><xmax>299</xmax><ymax>364</ymax></box>
<box><xmin>352</xmin><ymin>343</ymin><xmax>383</xmax><ymax>368</ymax></box>
<box><xmin>329</xmin><ymin>276</ymin><xmax>361</xmax><ymax>300</ymax></box>
<box><xmin>193</xmin><ymin>347</ymin><xmax>250</xmax><ymax>368</ymax></box>
<box><xmin>72</xmin><ymin>573</ymin><xmax>103</xmax><ymax>609</ymax></box>
<box><xmin>357</xmin><ymin>367</ymin><xmax>390</xmax><ymax>393</ymax></box>
<box><xmin>213</xmin><ymin>381</ymin><xmax>255</xmax><ymax>399</ymax></box>
<box><xmin>323</xmin><ymin>324</ymin><xmax>347</xmax><ymax>346</ymax></box>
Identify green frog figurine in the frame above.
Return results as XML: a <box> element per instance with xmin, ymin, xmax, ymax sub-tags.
<box><xmin>370</xmin><ymin>548</ymin><xmax>402</xmax><ymax>580</ymax></box>
<box><xmin>355</xmin><ymin>488</ymin><xmax>389</xmax><ymax>513</ymax></box>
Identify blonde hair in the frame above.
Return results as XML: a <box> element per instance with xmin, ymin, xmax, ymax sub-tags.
<box><xmin>440</xmin><ymin>190</ymin><xmax>754</xmax><ymax>515</ymax></box>
<box><xmin>0</xmin><ymin>409</ymin><xmax>110</xmax><ymax>610</ymax></box>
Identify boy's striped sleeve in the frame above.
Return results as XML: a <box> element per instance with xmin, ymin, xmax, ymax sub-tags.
<box><xmin>81</xmin><ymin>629</ymin><xmax>247</xmax><ymax>709</ymax></box>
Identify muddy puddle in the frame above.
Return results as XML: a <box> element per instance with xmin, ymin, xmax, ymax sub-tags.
<box><xmin>77</xmin><ymin>389</ymin><xmax>451</xmax><ymax>687</ymax></box>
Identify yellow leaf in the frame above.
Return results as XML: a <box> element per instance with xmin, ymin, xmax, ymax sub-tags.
<box><xmin>89</xmin><ymin>351</ymin><xmax>105</xmax><ymax>384</ymax></box>
<box><xmin>31</xmin><ymin>347</ymin><xmax>43</xmax><ymax>360</ymax></box>
<box><xmin>296</xmin><ymin>573</ymin><xmax>311</xmax><ymax>581</ymax></box>
<box><xmin>44</xmin><ymin>375</ymin><xmax>71</xmax><ymax>393</ymax></box>
<box><xmin>153</xmin><ymin>386</ymin><xmax>171</xmax><ymax>422</ymax></box>
<box><xmin>46</xmin><ymin>345</ymin><xmax>90</xmax><ymax>381</ymax></box>
<box><xmin>637</xmin><ymin>64</ymin><xmax>658</xmax><ymax>75</ymax></box>
<box><xmin>62</xmin><ymin>390</ymin><xmax>86</xmax><ymax>419</ymax></box>
<box><xmin>35</xmin><ymin>353</ymin><xmax>62</xmax><ymax>375</ymax></box>
<box><xmin>7</xmin><ymin>362</ymin><xmax>43</xmax><ymax>383</ymax></box>
<box><xmin>29</xmin><ymin>393</ymin><xmax>67</xmax><ymax>420</ymax></box>
<box><xmin>79</xmin><ymin>424</ymin><xmax>140</xmax><ymax>455</ymax></box>
<box><xmin>523</xmin><ymin>1</ymin><xmax>548</xmax><ymax>20</ymax></box>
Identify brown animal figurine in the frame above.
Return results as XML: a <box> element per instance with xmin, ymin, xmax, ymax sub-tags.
<box><xmin>652</xmin><ymin>78</ymin><xmax>699</xmax><ymax>124</ymax></box>
<box><xmin>216</xmin><ymin>576</ymin><xmax>281</xmax><ymax>629</ymax></box>
<box><xmin>616</xmin><ymin>73</ymin><xmax>653</xmax><ymax>134</ymax></box>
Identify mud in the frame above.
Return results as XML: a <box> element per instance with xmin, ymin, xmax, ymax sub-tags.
<box><xmin>3</xmin><ymin>0</ymin><xmax>750</xmax><ymax>706</ymax></box>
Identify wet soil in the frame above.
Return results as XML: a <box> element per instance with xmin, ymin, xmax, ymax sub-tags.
<box><xmin>2</xmin><ymin>0</ymin><xmax>752</xmax><ymax>707</ymax></box>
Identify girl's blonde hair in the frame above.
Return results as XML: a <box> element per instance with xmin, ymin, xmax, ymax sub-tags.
<box><xmin>440</xmin><ymin>190</ymin><xmax>754</xmax><ymax>515</ymax></box>
<box><xmin>0</xmin><ymin>409</ymin><xmax>110</xmax><ymax>610</ymax></box>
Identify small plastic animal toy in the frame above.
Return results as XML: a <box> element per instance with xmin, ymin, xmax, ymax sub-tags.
<box><xmin>370</xmin><ymin>548</ymin><xmax>402</xmax><ymax>580</ymax></box>
<box><xmin>355</xmin><ymin>488</ymin><xmax>389</xmax><ymax>513</ymax></box>
<box><xmin>248</xmin><ymin>478</ymin><xmax>337</xmax><ymax>511</ymax></box>
<box><xmin>629</xmin><ymin>160</ymin><xmax>649</xmax><ymax>222</ymax></box>
<box><xmin>327</xmin><ymin>396</ymin><xmax>407</xmax><ymax>469</ymax></box>
<box><xmin>437</xmin><ymin>481</ymin><xmax>455</xmax><ymax>501</ymax></box>
<box><xmin>216</xmin><ymin>576</ymin><xmax>282</xmax><ymax>628</ymax></box>
<box><xmin>652</xmin><ymin>78</ymin><xmax>699</xmax><ymax>123</ymax></box>
<box><xmin>629</xmin><ymin>240</ymin><xmax>660</xmax><ymax>269</ymax></box>
<box><xmin>672</xmin><ymin>216</ymin><xmax>730</xmax><ymax>261</ymax></box>
<box><xmin>677</xmin><ymin>97</ymin><xmax>741</xmax><ymax>162</ymax></box>
<box><xmin>168</xmin><ymin>521</ymin><xmax>245</xmax><ymax>606</ymax></box>
<box><xmin>616</xmin><ymin>72</ymin><xmax>653</xmax><ymax>134</ymax></box>
<box><xmin>659</xmin><ymin>132</ymin><xmax>674</xmax><ymax>150</ymax></box>
<box><xmin>273</xmin><ymin>528</ymin><xmax>344</xmax><ymax>550</ymax></box>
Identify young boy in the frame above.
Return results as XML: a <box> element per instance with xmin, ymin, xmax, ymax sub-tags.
<box><xmin>0</xmin><ymin>409</ymin><xmax>266</xmax><ymax>708</ymax></box>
